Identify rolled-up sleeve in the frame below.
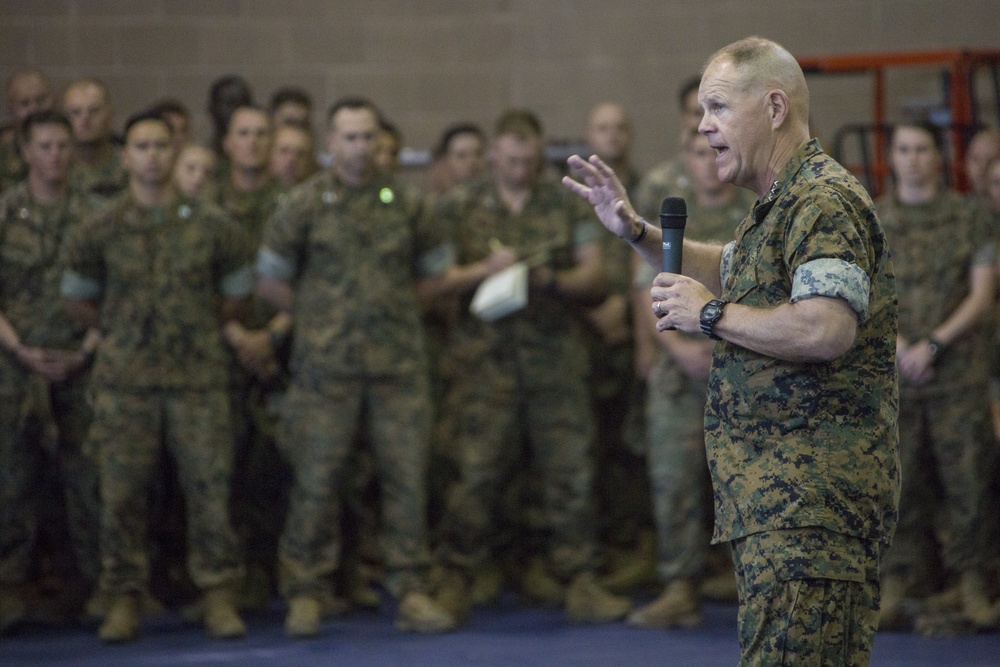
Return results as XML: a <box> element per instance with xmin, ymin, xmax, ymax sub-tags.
<box><xmin>60</xmin><ymin>269</ymin><xmax>102</xmax><ymax>300</ymax></box>
<box><xmin>219</xmin><ymin>265</ymin><xmax>254</xmax><ymax>298</ymax></box>
<box><xmin>791</xmin><ymin>257</ymin><xmax>871</xmax><ymax>322</ymax></box>
<box><xmin>256</xmin><ymin>247</ymin><xmax>296</xmax><ymax>282</ymax></box>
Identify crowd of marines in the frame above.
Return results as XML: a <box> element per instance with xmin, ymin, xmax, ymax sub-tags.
<box><xmin>1</xmin><ymin>65</ymin><xmax>1000</xmax><ymax>645</ymax></box>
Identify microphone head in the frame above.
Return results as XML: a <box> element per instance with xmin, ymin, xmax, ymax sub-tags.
<box><xmin>660</xmin><ymin>196</ymin><xmax>687</xmax><ymax>229</ymax></box>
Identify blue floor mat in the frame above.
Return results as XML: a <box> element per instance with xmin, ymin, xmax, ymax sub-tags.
<box><xmin>2</xmin><ymin>597</ymin><xmax>999</xmax><ymax>666</ymax></box>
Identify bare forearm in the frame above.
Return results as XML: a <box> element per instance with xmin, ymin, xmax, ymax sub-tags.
<box><xmin>0</xmin><ymin>310</ymin><xmax>21</xmax><ymax>354</ymax></box>
<box><xmin>619</xmin><ymin>213</ymin><xmax>724</xmax><ymax>295</ymax></box>
<box><xmin>711</xmin><ymin>297</ymin><xmax>858</xmax><ymax>363</ymax></box>
<box><xmin>929</xmin><ymin>264</ymin><xmax>995</xmax><ymax>346</ymax></box>
<box><xmin>257</xmin><ymin>275</ymin><xmax>295</xmax><ymax>313</ymax></box>
<box><xmin>64</xmin><ymin>298</ymin><xmax>101</xmax><ymax>329</ymax></box>
<box><xmin>549</xmin><ymin>244</ymin><xmax>607</xmax><ymax>305</ymax></box>
<box><xmin>416</xmin><ymin>263</ymin><xmax>491</xmax><ymax>302</ymax></box>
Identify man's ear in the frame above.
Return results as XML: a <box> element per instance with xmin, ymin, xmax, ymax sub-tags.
<box><xmin>767</xmin><ymin>90</ymin><xmax>790</xmax><ymax>130</ymax></box>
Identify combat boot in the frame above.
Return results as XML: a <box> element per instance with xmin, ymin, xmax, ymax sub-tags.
<box><xmin>699</xmin><ymin>569</ymin><xmax>739</xmax><ymax>602</ymax></box>
<box><xmin>203</xmin><ymin>585</ymin><xmax>246</xmax><ymax>639</ymax></box>
<box><xmin>98</xmin><ymin>593</ymin><xmax>140</xmax><ymax>643</ymax></box>
<box><xmin>395</xmin><ymin>591</ymin><xmax>456</xmax><ymax>633</ymax></box>
<box><xmin>434</xmin><ymin>569</ymin><xmax>471</xmax><ymax>625</ymax></box>
<box><xmin>960</xmin><ymin>570</ymin><xmax>1000</xmax><ymax>629</ymax></box>
<box><xmin>878</xmin><ymin>575</ymin><xmax>908</xmax><ymax>631</ymax></box>
<box><xmin>0</xmin><ymin>585</ymin><xmax>27</xmax><ymax>635</ymax></box>
<box><xmin>564</xmin><ymin>572</ymin><xmax>631</xmax><ymax>623</ymax></box>
<box><xmin>627</xmin><ymin>578</ymin><xmax>702</xmax><ymax>629</ymax></box>
<box><xmin>285</xmin><ymin>595</ymin><xmax>321</xmax><ymax>638</ymax></box>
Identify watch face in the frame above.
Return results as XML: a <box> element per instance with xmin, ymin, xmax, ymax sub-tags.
<box><xmin>702</xmin><ymin>301</ymin><xmax>722</xmax><ymax>321</ymax></box>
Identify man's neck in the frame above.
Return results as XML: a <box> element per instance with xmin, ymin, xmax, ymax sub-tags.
<box><xmin>75</xmin><ymin>139</ymin><xmax>113</xmax><ymax>168</ymax></box>
<box><xmin>695</xmin><ymin>183</ymin><xmax>735</xmax><ymax>210</ymax></box>
<box><xmin>129</xmin><ymin>179</ymin><xmax>171</xmax><ymax>208</ymax></box>
<box><xmin>230</xmin><ymin>164</ymin><xmax>269</xmax><ymax>193</ymax></box>
<box><xmin>496</xmin><ymin>180</ymin><xmax>532</xmax><ymax>215</ymax></box>
<box><xmin>27</xmin><ymin>173</ymin><xmax>67</xmax><ymax>206</ymax></box>
<box><xmin>896</xmin><ymin>180</ymin><xmax>938</xmax><ymax>205</ymax></box>
<box><xmin>755</xmin><ymin>132</ymin><xmax>809</xmax><ymax>198</ymax></box>
<box><xmin>333</xmin><ymin>164</ymin><xmax>375</xmax><ymax>189</ymax></box>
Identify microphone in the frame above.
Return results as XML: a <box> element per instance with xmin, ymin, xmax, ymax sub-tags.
<box><xmin>660</xmin><ymin>196</ymin><xmax>686</xmax><ymax>274</ymax></box>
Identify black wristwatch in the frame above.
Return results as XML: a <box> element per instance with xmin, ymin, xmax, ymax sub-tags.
<box><xmin>699</xmin><ymin>299</ymin><xmax>728</xmax><ymax>340</ymax></box>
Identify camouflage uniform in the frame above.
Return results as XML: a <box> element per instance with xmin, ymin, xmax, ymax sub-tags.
<box><xmin>0</xmin><ymin>183</ymin><xmax>101</xmax><ymax>587</ymax></box>
<box><xmin>709</xmin><ymin>140</ymin><xmax>899</xmax><ymax>664</ymax></box>
<box><xmin>215</xmin><ymin>177</ymin><xmax>291</xmax><ymax>581</ymax></box>
<box><xmin>876</xmin><ymin>189</ymin><xmax>998</xmax><ymax>579</ymax></box>
<box><xmin>60</xmin><ymin>193</ymin><xmax>251</xmax><ymax>596</ymax></box>
<box><xmin>634</xmin><ymin>191</ymin><xmax>751</xmax><ymax>585</ymax></box>
<box><xmin>69</xmin><ymin>151</ymin><xmax>128</xmax><ymax>200</ymax></box>
<box><xmin>0</xmin><ymin>139</ymin><xmax>27</xmax><ymax>194</ymax></box>
<box><xmin>586</xmin><ymin>168</ymin><xmax>650</xmax><ymax>550</ymax></box>
<box><xmin>633</xmin><ymin>156</ymin><xmax>690</xmax><ymax>221</ymax></box>
<box><xmin>433</xmin><ymin>176</ymin><xmax>604</xmax><ymax>582</ymax></box>
<box><xmin>258</xmin><ymin>169</ymin><xmax>445</xmax><ymax>599</ymax></box>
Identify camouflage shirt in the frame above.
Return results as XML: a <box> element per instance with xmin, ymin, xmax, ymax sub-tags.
<box><xmin>258</xmin><ymin>170</ymin><xmax>445</xmax><ymax>381</ymax></box>
<box><xmin>216</xmin><ymin>176</ymin><xmax>288</xmax><ymax>330</ymax></box>
<box><xmin>61</xmin><ymin>192</ymin><xmax>254</xmax><ymax>391</ymax></box>
<box><xmin>706</xmin><ymin>139</ymin><xmax>899</xmax><ymax>546</ymax></box>
<box><xmin>633</xmin><ymin>156</ymin><xmax>690</xmax><ymax>222</ymax></box>
<box><xmin>0</xmin><ymin>182</ymin><xmax>100</xmax><ymax>389</ymax></box>
<box><xmin>0</xmin><ymin>138</ymin><xmax>27</xmax><ymax>195</ymax></box>
<box><xmin>69</xmin><ymin>149</ymin><xmax>128</xmax><ymax>200</ymax></box>
<box><xmin>432</xmin><ymin>176</ymin><xmax>603</xmax><ymax>366</ymax></box>
<box><xmin>877</xmin><ymin>189</ymin><xmax>995</xmax><ymax>393</ymax></box>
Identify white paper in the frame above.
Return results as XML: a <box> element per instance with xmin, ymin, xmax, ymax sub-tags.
<box><xmin>470</xmin><ymin>261</ymin><xmax>528</xmax><ymax>322</ymax></box>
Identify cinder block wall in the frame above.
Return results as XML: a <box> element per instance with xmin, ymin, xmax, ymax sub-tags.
<box><xmin>2</xmin><ymin>0</ymin><xmax>997</xmax><ymax>172</ymax></box>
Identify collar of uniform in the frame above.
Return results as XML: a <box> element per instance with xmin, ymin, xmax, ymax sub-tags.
<box><xmin>751</xmin><ymin>138</ymin><xmax>823</xmax><ymax>223</ymax></box>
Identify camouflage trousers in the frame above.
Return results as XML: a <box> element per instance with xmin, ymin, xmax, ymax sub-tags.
<box><xmin>0</xmin><ymin>376</ymin><xmax>99</xmax><ymax>586</ymax></box>
<box><xmin>883</xmin><ymin>389</ymin><xmax>999</xmax><ymax>577</ymax></box>
<box><xmin>646</xmin><ymin>373</ymin><xmax>711</xmax><ymax>583</ymax></box>
<box><xmin>731</xmin><ymin>528</ymin><xmax>881</xmax><ymax>666</ymax></box>
<box><xmin>276</xmin><ymin>373</ymin><xmax>434</xmax><ymax>600</ymax></box>
<box><xmin>591</xmin><ymin>338</ymin><xmax>652</xmax><ymax>549</ymax></box>
<box><xmin>230</xmin><ymin>375</ymin><xmax>291</xmax><ymax>571</ymax></box>
<box><xmin>437</xmin><ymin>350</ymin><xmax>598</xmax><ymax>581</ymax></box>
<box><xmin>89</xmin><ymin>388</ymin><xmax>244</xmax><ymax>595</ymax></box>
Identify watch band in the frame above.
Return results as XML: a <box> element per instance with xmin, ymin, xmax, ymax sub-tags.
<box><xmin>700</xmin><ymin>298</ymin><xmax>728</xmax><ymax>340</ymax></box>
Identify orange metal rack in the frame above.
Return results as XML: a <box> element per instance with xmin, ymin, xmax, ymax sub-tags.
<box><xmin>797</xmin><ymin>49</ymin><xmax>1000</xmax><ymax>196</ymax></box>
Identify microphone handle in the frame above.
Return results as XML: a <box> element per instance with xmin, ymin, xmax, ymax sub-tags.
<box><xmin>661</xmin><ymin>227</ymin><xmax>684</xmax><ymax>274</ymax></box>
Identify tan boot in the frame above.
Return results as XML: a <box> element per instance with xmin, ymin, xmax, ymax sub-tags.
<box><xmin>346</xmin><ymin>565</ymin><xmax>382</xmax><ymax>610</ymax></box>
<box><xmin>434</xmin><ymin>569</ymin><xmax>471</xmax><ymax>625</ymax></box>
<box><xmin>628</xmin><ymin>579</ymin><xmax>702</xmax><ymax>629</ymax></box>
<box><xmin>520</xmin><ymin>557</ymin><xmax>566</xmax><ymax>607</ymax></box>
<box><xmin>878</xmin><ymin>575</ymin><xmax>908</xmax><ymax>631</ymax></box>
<box><xmin>285</xmin><ymin>595</ymin><xmax>321</xmax><ymax>638</ymax></box>
<box><xmin>203</xmin><ymin>585</ymin><xmax>246</xmax><ymax>639</ymax></box>
<box><xmin>0</xmin><ymin>586</ymin><xmax>28</xmax><ymax>635</ymax></box>
<box><xmin>564</xmin><ymin>572</ymin><xmax>631</xmax><ymax>623</ymax></box>
<box><xmin>699</xmin><ymin>570</ymin><xmax>739</xmax><ymax>602</ymax></box>
<box><xmin>98</xmin><ymin>593</ymin><xmax>140</xmax><ymax>643</ymax></box>
<box><xmin>395</xmin><ymin>591</ymin><xmax>456</xmax><ymax>633</ymax></box>
<box><xmin>961</xmin><ymin>571</ymin><xmax>1000</xmax><ymax>629</ymax></box>
<box><xmin>600</xmin><ymin>534</ymin><xmax>659</xmax><ymax>594</ymax></box>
